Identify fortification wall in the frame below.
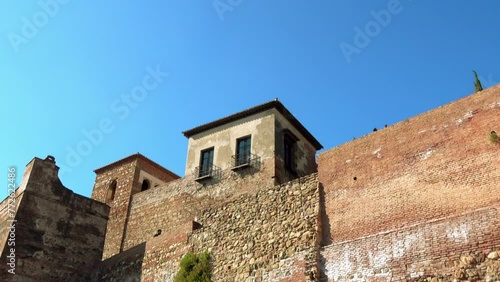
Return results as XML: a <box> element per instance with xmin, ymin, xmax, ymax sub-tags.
<box><xmin>320</xmin><ymin>206</ymin><xmax>500</xmax><ymax>281</ymax></box>
<box><xmin>318</xmin><ymin>86</ymin><xmax>500</xmax><ymax>244</ymax></box>
<box><xmin>122</xmin><ymin>159</ymin><xmax>275</xmax><ymax>252</ymax></box>
<box><xmin>0</xmin><ymin>157</ymin><xmax>109</xmax><ymax>281</ymax></box>
<box><xmin>188</xmin><ymin>173</ymin><xmax>320</xmax><ymax>281</ymax></box>
<box><xmin>92</xmin><ymin>158</ymin><xmax>138</xmax><ymax>259</ymax></box>
<box><xmin>96</xmin><ymin>173</ymin><xmax>320</xmax><ymax>282</ymax></box>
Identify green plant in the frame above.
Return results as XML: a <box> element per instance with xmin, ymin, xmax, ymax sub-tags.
<box><xmin>473</xmin><ymin>70</ymin><xmax>483</xmax><ymax>92</ymax></box>
<box><xmin>490</xmin><ymin>131</ymin><xmax>499</xmax><ymax>143</ymax></box>
<box><xmin>174</xmin><ymin>251</ymin><xmax>211</xmax><ymax>282</ymax></box>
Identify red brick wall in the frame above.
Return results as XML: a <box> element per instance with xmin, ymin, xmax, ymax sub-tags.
<box><xmin>318</xmin><ymin>86</ymin><xmax>500</xmax><ymax>244</ymax></box>
<box><xmin>92</xmin><ymin>159</ymin><xmax>138</xmax><ymax>259</ymax></box>
<box><xmin>320</xmin><ymin>206</ymin><xmax>500</xmax><ymax>281</ymax></box>
<box><xmin>91</xmin><ymin>155</ymin><xmax>180</xmax><ymax>259</ymax></box>
<box><xmin>135</xmin><ymin>157</ymin><xmax>179</xmax><ymax>184</ymax></box>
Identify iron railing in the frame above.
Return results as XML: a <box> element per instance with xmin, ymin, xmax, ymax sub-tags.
<box><xmin>193</xmin><ymin>164</ymin><xmax>220</xmax><ymax>180</ymax></box>
<box><xmin>231</xmin><ymin>152</ymin><xmax>259</xmax><ymax>168</ymax></box>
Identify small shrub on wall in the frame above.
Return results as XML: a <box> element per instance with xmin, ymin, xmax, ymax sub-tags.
<box><xmin>490</xmin><ymin>131</ymin><xmax>499</xmax><ymax>144</ymax></box>
<box><xmin>174</xmin><ymin>251</ymin><xmax>211</xmax><ymax>282</ymax></box>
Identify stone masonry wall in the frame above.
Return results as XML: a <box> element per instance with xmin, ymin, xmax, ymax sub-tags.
<box><xmin>94</xmin><ymin>173</ymin><xmax>320</xmax><ymax>282</ymax></box>
<box><xmin>189</xmin><ymin>173</ymin><xmax>320</xmax><ymax>281</ymax></box>
<box><xmin>0</xmin><ymin>157</ymin><xmax>109</xmax><ymax>281</ymax></box>
<box><xmin>318</xmin><ymin>86</ymin><xmax>500</xmax><ymax>244</ymax></box>
<box><xmin>122</xmin><ymin>159</ymin><xmax>275</xmax><ymax>252</ymax></box>
<box><xmin>320</xmin><ymin>206</ymin><xmax>500</xmax><ymax>282</ymax></box>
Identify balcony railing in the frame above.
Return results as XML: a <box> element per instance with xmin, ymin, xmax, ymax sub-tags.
<box><xmin>231</xmin><ymin>152</ymin><xmax>259</xmax><ymax>170</ymax></box>
<box><xmin>193</xmin><ymin>164</ymin><xmax>220</xmax><ymax>181</ymax></box>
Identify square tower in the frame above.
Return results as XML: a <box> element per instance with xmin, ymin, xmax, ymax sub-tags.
<box><xmin>91</xmin><ymin>153</ymin><xmax>179</xmax><ymax>259</ymax></box>
<box><xmin>182</xmin><ymin>100</ymin><xmax>322</xmax><ymax>184</ymax></box>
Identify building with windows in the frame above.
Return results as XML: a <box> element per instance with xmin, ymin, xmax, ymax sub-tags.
<box><xmin>182</xmin><ymin>99</ymin><xmax>323</xmax><ymax>184</ymax></box>
<box><xmin>1</xmin><ymin>86</ymin><xmax>499</xmax><ymax>281</ymax></box>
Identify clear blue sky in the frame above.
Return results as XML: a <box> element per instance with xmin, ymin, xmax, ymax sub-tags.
<box><xmin>1</xmin><ymin>1</ymin><xmax>499</xmax><ymax>200</ymax></box>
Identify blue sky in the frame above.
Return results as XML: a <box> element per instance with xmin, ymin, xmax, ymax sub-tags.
<box><xmin>1</xmin><ymin>0</ymin><xmax>499</xmax><ymax>200</ymax></box>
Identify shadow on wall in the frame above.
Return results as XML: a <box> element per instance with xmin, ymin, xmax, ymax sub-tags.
<box><xmin>92</xmin><ymin>242</ymin><xmax>146</xmax><ymax>282</ymax></box>
<box><xmin>319</xmin><ymin>183</ymin><xmax>332</xmax><ymax>246</ymax></box>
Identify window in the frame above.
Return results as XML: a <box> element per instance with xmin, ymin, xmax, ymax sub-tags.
<box><xmin>235</xmin><ymin>136</ymin><xmax>251</xmax><ymax>166</ymax></box>
<box><xmin>284</xmin><ymin>132</ymin><xmax>297</xmax><ymax>172</ymax></box>
<box><xmin>107</xmin><ymin>180</ymin><xmax>117</xmax><ymax>202</ymax></box>
<box><xmin>199</xmin><ymin>147</ymin><xmax>214</xmax><ymax>177</ymax></box>
<box><xmin>141</xmin><ymin>179</ymin><xmax>150</xmax><ymax>191</ymax></box>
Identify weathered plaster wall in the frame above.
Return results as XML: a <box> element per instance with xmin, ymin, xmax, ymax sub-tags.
<box><xmin>0</xmin><ymin>157</ymin><xmax>109</xmax><ymax>281</ymax></box>
<box><xmin>320</xmin><ymin>206</ymin><xmax>500</xmax><ymax>282</ymax></box>
<box><xmin>185</xmin><ymin>109</ymin><xmax>276</xmax><ymax>175</ymax></box>
<box><xmin>318</xmin><ymin>86</ymin><xmax>500</xmax><ymax>244</ymax></box>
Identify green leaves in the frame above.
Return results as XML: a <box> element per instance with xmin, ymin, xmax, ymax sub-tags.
<box><xmin>174</xmin><ymin>251</ymin><xmax>211</xmax><ymax>282</ymax></box>
<box><xmin>473</xmin><ymin>70</ymin><xmax>483</xmax><ymax>93</ymax></box>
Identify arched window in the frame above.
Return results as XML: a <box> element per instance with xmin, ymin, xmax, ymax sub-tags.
<box><xmin>107</xmin><ymin>180</ymin><xmax>117</xmax><ymax>202</ymax></box>
<box><xmin>141</xmin><ymin>179</ymin><xmax>150</xmax><ymax>191</ymax></box>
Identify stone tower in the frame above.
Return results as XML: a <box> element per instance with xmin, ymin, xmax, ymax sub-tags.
<box><xmin>91</xmin><ymin>153</ymin><xmax>179</xmax><ymax>259</ymax></box>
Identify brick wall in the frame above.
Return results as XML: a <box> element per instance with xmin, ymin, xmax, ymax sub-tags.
<box><xmin>92</xmin><ymin>154</ymin><xmax>180</xmax><ymax>259</ymax></box>
<box><xmin>92</xmin><ymin>158</ymin><xmax>138</xmax><ymax>259</ymax></box>
<box><xmin>318</xmin><ymin>86</ymin><xmax>500</xmax><ymax>244</ymax></box>
<box><xmin>320</xmin><ymin>206</ymin><xmax>500</xmax><ymax>281</ymax></box>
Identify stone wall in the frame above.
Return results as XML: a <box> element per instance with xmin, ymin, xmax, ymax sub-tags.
<box><xmin>93</xmin><ymin>173</ymin><xmax>320</xmax><ymax>282</ymax></box>
<box><xmin>91</xmin><ymin>154</ymin><xmax>180</xmax><ymax>259</ymax></box>
<box><xmin>122</xmin><ymin>159</ymin><xmax>275</xmax><ymax>252</ymax></box>
<box><xmin>320</xmin><ymin>206</ymin><xmax>500</xmax><ymax>281</ymax></box>
<box><xmin>0</xmin><ymin>157</ymin><xmax>109</xmax><ymax>281</ymax></box>
<box><xmin>318</xmin><ymin>86</ymin><xmax>500</xmax><ymax>244</ymax></box>
<box><xmin>189</xmin><ymin>173</ymin><xmax>320</xmax><ymax>281</ymax></box>
<box><xmin>93</xmin><ymin>231</ymin><xmax>191</xmax><ymax>282</ymax></box>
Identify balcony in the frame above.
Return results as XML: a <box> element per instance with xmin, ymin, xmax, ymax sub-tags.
<box><xmin>193</xmin><ymin>164</ymin><xmax>220</xmax><ymax>181</ymax></box>
<box><xmin>231</xmin><ymin>153</ymin><xmax>260</xmax><ymax>170</ymax></box>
